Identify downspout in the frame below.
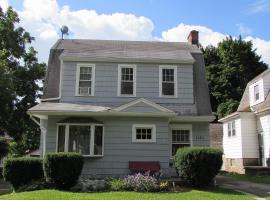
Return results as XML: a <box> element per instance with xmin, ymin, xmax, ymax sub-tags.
<box><xmin>30</xmin><ymin>115</ymin><xmax>47</xmax><ymax>158</ymax></box>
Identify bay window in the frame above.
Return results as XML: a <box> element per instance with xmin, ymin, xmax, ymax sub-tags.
<box><xmin>57</xmin><ymin>123</ymin><xmax>104</xmax><ymax>156</ymax></box>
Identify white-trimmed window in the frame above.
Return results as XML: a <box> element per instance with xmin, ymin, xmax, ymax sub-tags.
<box><xmin>118</xmin><ymin>64</ymin><xmax>136</xmax><ymax>97</ymax></box>
<box><xmin>227</xmin><ymin>121</ymin><xmax>236</xmax><ymax>137</ymax></box>
<box><xmin>132</xmin><ymin>124</ymin><xmax>156</xmax><ymax>143</ymax></box>
<box><xmin>171</xmin><ymin>129</ymin><xmax>191</xmax><ymax>156</ymax></box>
<box><xmin>57</xmin><ymin>124</ymin><xmax>104</xmax><ymax>156</ymax></box>
<box><xmin>76</xmin><ymin>64</ymin><xmax>95</xmax><ymax>96</ymax></box>
<box><xmin>159</xmin><ymin>65</ymin><xmax>177</xmax><ymax>97</ymax></box>
<box><xmin>254</xmin><ymin>85</ymin><xmax>259</xmax><ymax>101</ymax></box>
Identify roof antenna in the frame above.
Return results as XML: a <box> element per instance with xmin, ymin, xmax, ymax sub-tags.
<box><xmin>60</xmin><ymin>25</ymin><xmax>69</xmax><ymax>40</ymax></box>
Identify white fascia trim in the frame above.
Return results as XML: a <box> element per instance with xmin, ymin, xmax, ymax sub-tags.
<box><xmin>113</xmin><ymin>98</ymin><xmax>175</xmax><ymax>113</ymax></box>
<box><xmin>28</xmin><ymin>110</ymin><xmax>177</xmax><ymax>118</ymax></box>
<box><xmin>75</xmin><ymin>63</ymin><xmax>95</xmax><ymax>97</ymax></box>
<box><xmin>159</xmin><ymin>65</ymin><xmax>178</xmax><ymax>98</ymax></box>
<box><xmin>117</xmin><ymin>64</ymin><xmax>136</xmax><ymax>97</ymax></box>
<box><xmin>170</xmin><ymin>115</ymin><xmax>215</xmax><ymax>122</ymax></box>
<box><xmin>132</xmin><ymin>124</ymin><xmax>156</xmax><ymax>143</ymax></box>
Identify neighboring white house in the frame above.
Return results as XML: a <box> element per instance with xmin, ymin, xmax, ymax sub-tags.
<box><xmin>220</xmin><ymin>69</ymin><xmax>270</xmax><ymax>174</ymax></box>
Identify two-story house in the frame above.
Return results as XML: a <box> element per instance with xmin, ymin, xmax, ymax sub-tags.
<box><xmin>220</xmin><ymin>69</ymin><xmax>270</xmax><ymax>174</ymax></box>
<box><xmin>28</xmin><ymin>30</ymin><xmax>214</xmax><ymax>178</ymax></box>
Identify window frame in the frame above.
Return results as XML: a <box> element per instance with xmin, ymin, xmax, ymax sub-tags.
<box><xmin>159</xmin><ymin>65</ymin><xmax>178</xmax><ymax>98</ymax></box>
<box><xmin>56</xmin><ymin>123</ymin><xmax>104</xmax><ymax>157</ymax></box>
<box><xmin>75</xmin><ymin>63</ymin><xmax>95</xmax><ymax>96</ymax></box>
<box><xmin>227</xmin><ymin>121</ymin><xmax>236</xmax><ymax>137</ymax></box>
<box><xmin>254</xmin><ymin>84</ymin><xmax>260</xmax><ymax>102</ymax></box>
<box><xmin>117</xmin><ymin>64</ymin><xmax>136</xmax><ymax>97</ymax></box>
<box><xmin>132</xmin><ymin>124</ymin><xmax>156</xmax><ymax>143</ymax></box>
<box><xmin>170</xmin><ymin>124</ymin><xmax>192</xmax><ymax>158</ymax></box>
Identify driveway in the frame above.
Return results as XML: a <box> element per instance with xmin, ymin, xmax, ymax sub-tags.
<box><xmin>216</xmin><ymin>175</ymin><xmax>270</xmax><ymax>199</ymax></box>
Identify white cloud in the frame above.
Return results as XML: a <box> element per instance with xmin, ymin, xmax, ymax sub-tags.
<box><xmin>11</xmin><ymin>0</ymin><xmax>270</xmax><ymax>66</ymax></box>
<box><xmin>161</xmin><ymin>23</ymin><xmax>270</xmax><ymax>65</ymax></box>
<box><xmin>17</xmin><ymin>0</ymin><xmax>154</xmax><ymax>62</ymax></box>
<box><xmin>245</xmin><ymin>36</ymin><xmax>270</xmax><ymax>65</ymax></box>
<box><xmin>161</xmin><ymin>23</ymin><xmax>227</xmax><ymax>47</ymax></box>
<box><xmin>237</xmin><ymin>23</ymin><xmax>252</xmax><ymax>35</ymax></box>
<box><xmin>0</xmin><ymin>0</ymin><xmax>8</xmax><ymax>12</ymax></box>
<box><xmin>248</xmin><ymin>0</ymin><xmax>270</xmax><ymax>14</ymax></box>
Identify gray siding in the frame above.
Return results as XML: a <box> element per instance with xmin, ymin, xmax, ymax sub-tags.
<box><xmin>60</xmin><ymin>62</ymin><xmax>195</xmax><ymax>114</ymax></box>
<box><xmin>122</xmin><ymin>102</ymin><xmax>162</xmax><ymax>113</ymax></box>
<box><xmin>45</xmin><ymin>116</ymin><xmax>209</xmax><ymax>178</ymax></box>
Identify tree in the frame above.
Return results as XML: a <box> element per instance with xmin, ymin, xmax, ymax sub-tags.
<box><xmin>0</xmin><ymin>137</ymin><xmax>9</xmax><ymax>159</ymax></box>
<box><xmin>0</xmin><ymin>6</ymin><xmax>46</xmax><ymax>155</ymax></box>
<box><xmin>203</xmin><ymin>36</ymin><xmax>268</xmax><ymax>119</ymax></box>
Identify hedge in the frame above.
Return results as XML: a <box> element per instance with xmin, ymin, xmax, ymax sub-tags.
<box><xmin>44</xmin><ymin>152</ymin><xmax>83</xmax><ymax>190</ymax></box>
<box><xmin>3</xmin><ymin>157</ymin><xmax>44</xmax><ymax>190</ymax></box>
<box><xmin>175</xmin><ymin>147</ymin><xmax>223</xmax><ymax>187</ymax></box>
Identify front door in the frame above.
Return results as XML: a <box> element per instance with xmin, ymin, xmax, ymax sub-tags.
<box><xmin>258</xmin><ymin>132</ymin><xmax>265</xmax><ymax>166</ymax></box>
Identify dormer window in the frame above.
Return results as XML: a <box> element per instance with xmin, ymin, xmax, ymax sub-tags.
<box><xmin>254</xmin><ymin>85</ymin><xmax>259</xmax><ymax>101</ymax></box>
<box><xmin>76</xmin><ymin>64</ymin><xmax>95</xmax><ymax>96</ymax></box>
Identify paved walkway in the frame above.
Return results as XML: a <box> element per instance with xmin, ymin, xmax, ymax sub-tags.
<box><xmin>0</xmin><ymin>179</ymin><xmax>11</xmax><ymax>195</ymax></box>
<box><xmin>216</xmin><ymin>175</ymin><xmax>270</xmax><ymax>199</ymax></box>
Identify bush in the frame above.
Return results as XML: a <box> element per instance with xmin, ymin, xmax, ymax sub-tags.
<box><xmin>107</xmin><ymin>178</ymin><xmax>126</xmax><ymax>191</ymax></box>
<box><xmin>124</xmin><ymin>173</ymin><xmax>159</xmax><ymax>192</ymax></box>
<box><xmin>44</xmin><ymin>152</ymin><xmax>83</xmax><ymax>190</ymax></box>
<box><xmin>3</xmin><ymin>157</ymin><xmax>44</xmax><ymax>190</ymax></box>
<box><xmin>175</xmin><ymin>147</ymin><xmax>223</xmax><ymax>187</ymax></box>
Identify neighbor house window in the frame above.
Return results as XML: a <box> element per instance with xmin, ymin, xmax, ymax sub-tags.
<box><xmin>132</xmin><ymin>124</ymin><xmax>156</xmax><ymax>143</ymax></box>
<box><xmin>171</xmin><ymin>129</ymin><xmax>191</xmax><ymax>156</ymax></box>
<box><xmin>227</xmin><ymin>121</ymin><xmax>236</xmax><ymax>137</ymax></box>
<box><xmin>118</xmin><ymin>64</ymin><xmax>136</xmax><ymax>96</ymax></box>
<box><xmin>254</xmin><ymin>85</ymin><xmax>259</xmax><ymax>101</ymax></box>
<box><xmin>159</xmin><ymin>66</ymin><xmax>177</xmax><ymax>97</ymax></box>
<box><xmin>57</xmin><ymin>124</ymin><xmax>104</xmax><ymax>156</ymax></box>
<box><xmin>76</xmin><ymin>64</ymin><xmax>95</xmax><ymax>96</ymax></box>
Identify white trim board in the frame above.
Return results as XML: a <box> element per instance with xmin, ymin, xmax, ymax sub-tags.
<box><xmin>113</xmin><ymin>98</ymin><xmax>175</xmax><ymax>113</ymax></box>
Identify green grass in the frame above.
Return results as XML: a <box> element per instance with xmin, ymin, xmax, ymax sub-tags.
<box><xmin>220</xmin><ymin>171</ymin><xmax>270</xmax><ymax>185</ymax></box>
<box><xmin>0</xmin><ymin>189</ymin><xmax>254</xmax><ymax>200</ymax></box>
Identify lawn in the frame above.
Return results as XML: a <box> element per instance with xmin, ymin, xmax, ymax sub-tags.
<box><xmin>220</xmin><ymin>171</ymin><xmax>270</xmax><ymax>185</ymax></box>
<box><xmin>0</xmin><ymin>189</ymin><xmax>254</xmax><ymax>200</ymax></box>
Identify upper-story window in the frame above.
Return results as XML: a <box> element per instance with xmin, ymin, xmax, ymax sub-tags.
<box><xmin>254</xmin><ymin>85</ymin><xmax>259</xmax><ymax>101</ymax></box>
<box><xmin>118</xmin><ymin>64</ymin><xmax>136</xmax><ymax>97</ymax></box>
<box><xmin>227</xmin><ymin>120</ymin><xmax>236</xmax><ymax>137</ymax></box>
<box><xmin>76</xmin><ymin>64</ymin><xmax>95</xmax><ymax>96</ymax></box>
<box><xmin>159</xmin><ymin>65</ymin><xmax>177</xmax><ymax>97</ymax></box>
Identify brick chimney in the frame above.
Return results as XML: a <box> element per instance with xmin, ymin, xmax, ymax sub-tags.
<box><xmin>188</xmin><ymin>30</ymin><xmax>199</xmax><ymax>46</ymax></box>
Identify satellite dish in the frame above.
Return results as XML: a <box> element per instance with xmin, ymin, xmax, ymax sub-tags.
<box><xmin>60</xmin><ymin>25</ymin><xmax>69</xmax><ymax>39</ymax></box>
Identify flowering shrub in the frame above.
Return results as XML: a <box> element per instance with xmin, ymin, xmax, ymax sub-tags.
<box><xmin>124</xmin><ymin>173</ymin><xmax>159</xmax><ymax>192</ymax></box>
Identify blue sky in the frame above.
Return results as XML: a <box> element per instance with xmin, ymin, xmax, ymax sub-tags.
<box><xmin>1</xmin><ymin>0</ymin><xmax>270</xmax><ymax>64</ymax></box>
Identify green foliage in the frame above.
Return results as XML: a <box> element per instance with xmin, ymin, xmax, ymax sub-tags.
<box><xmin>3</xmin><ymin>157</ymin><xmax>43</xmax><ymax>190</ymax></box>
<box><xmin>0</xmin><ymin>137</ymin><xmax>9</xmax><ymax>159</ymax></box>
<box><xmin>203</xmin><ymin>37</ymin><xmax>268</xmax><ymax>118</ymax></box>
<box><xmin>217</xmin><ymin>99</ymin><xmax>239</xmax><ymax>119</ymax></box>
<box><xmin>0</xmin><ymin>6</ymin><xmax>46</xmax><ymax>154</ymax></box>
<box><xmin>175</xmin><ymin>147</ymin><xmax>223</xmax><ymax>187</ymax></box>
<box><xmin>44</xmin><ymin>153</ymin><xmax>84</xmax><ymax>190</ymax></box>
<box><xmin>107</xmin><ymin>178</ymin><xmax>126</xmax><ymax>191</ymax></box>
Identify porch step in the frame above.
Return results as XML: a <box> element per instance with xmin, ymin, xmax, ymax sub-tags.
<box><xmin>244</xmin><ymin>166</ymin><xmax>270</xmax><ymax>176</ymax></box>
